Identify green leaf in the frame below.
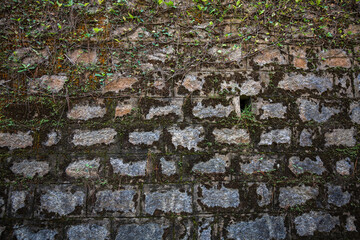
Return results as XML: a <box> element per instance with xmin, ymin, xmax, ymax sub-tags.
<box><xmin>57</xmin><ymin>23</ymin><xmax>62</xmax><ymax>29</ymax></box>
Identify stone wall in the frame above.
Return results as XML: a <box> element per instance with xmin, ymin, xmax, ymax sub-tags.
<box><xmin>0</xmin><ymin>0</ymin><xmax>359</xmax><ymax>239</ymax></box>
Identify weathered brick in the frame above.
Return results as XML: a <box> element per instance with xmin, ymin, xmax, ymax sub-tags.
<box><xmin>11</xmin><ymin>160</ymin><xmax>49</xmax><ymax>178</ymax></box>
<box><xmin>240</xmin><ymin>155</ymin><xmax>276</xmax><ymax>174</ymax></box>
<box><xmin>227</xmin><ymin>214</ymin><xmax>286</xmax><ymax>240</ymax></box>
<box><xmin>198</xmin><ymin>185</ymin><xmax>240</xmax><ymax>208</ymax></box>
<box><xmin>278</xmin><ymin>73</ymin><xmax>333</xmax><ymax>94</ymax></box>
<box><xmin>336</xmin><ymin>158</ymin><xmax>353</xmax><ymax>176</ymax></box>
<box><xmin>29</xmin><ymin>74</ymin><xmax>67</xmax><ymax>93</ymax></box>
<box><xmin>346</xmin><ymin>216</ymin><xmax>357</xmax><ymax>232</ymax></box>
<box><xmin>299</xmin><ymin>129</ymin><xmax>313</xmax><ymax>147</ymax></box>
<box><xmin>279</xmin><ymin>185</ymin><xmax>318</xmax><ymax>208</ymax></box>
<box><xmin>10</xmin><ymin>191</ymin><xmax>28</xmax><ymax>213</ymax></box>
<box><xmin>182</xmin><ymin>74</ymin><xmax>204</xmax><ymax>92</ymax></box>
<box><xmin>257</xmin><ymin>183</ymin><xmax>272</xmax><ymax>207</ymax></box>
<box><xmin>253</xmin><ymin>48</ymin><xmax>287</xmax><ymax>66</ymax></box>
<box><xmin>319</xmin><ymin>49</ymin><xmax>351</xmax><ymax>69</ymax></box>
<box><xmin>213</xmin><ymin>128</ymin><xmax>250</xmax><ymax>144</ymax></box>
<box><xmin>193</xmin><ymin>102</ymin><xmax>234</xmax><ymax>119</ymax></box>
<box><xmin>160</xmin><ymin>157</ymin><xmax>176</xmax><ymax>176</ymax></box>
<box><xmin>67</xmin><ymin>104</ymin><xmax>106</xmax><ymax>120</ymax></box>
<box><xmin>259</xmin><ymin>129</ymin><xmax>291</xmax><ymax>145</ymax></box>
<box><xmin>65</xmin><ymin>158</ymin><xmax>100</xmax><ymax>179</ymax></box>
<box><xmin>42</xmin><ymin>130</ymin><xmax>61</xmax><ymax>147</ymax></box>
<box><xmin>349</xmin><ymin>102</ymin><xmax>360</xmax><ymax>124</ymax></box>
<box><xmin>67</xmin><ymin>222</ymin><xmax>109</xmax><ymax>240</ymax></box>
<box><xmin>14</xmin><ymin>227</ymin><xmax>58</xmax><ymax>240</ymax></box>
<box><xmin>116</xmin><ymin>223</ymin><xmax>168</xmax><ymax>240</ymax></box>
<box><xmin>72</xmin><ymin>128</ymin><xmax>117</xmax><ymax>146</ymax></box>
<box><xmin>110</xmin><ymin>158</ymin><xmax>146</xmax><ymax>176</ymax></box>
<box><xmin>0</xmin><ymin>131</ymin><xmax>33</xmax><ymax>150</ymax></box>
<box><xmin>103</xmin><ymin>75</ymin><xmax>138</xmax><ymax>93</ymax></box>
<box><xmin>146</xmin><ymin>99</ymin><xmax>183</xmax><ymax>120</ymax></box>
<box><xmin>192</xmin><ymin>154</ymin><xmax>228</xmax><ymax>174</ymax></box>
<box><xmin>69</xmin><ymin>49</ymin><xmax>97</xmax><ymax>64</ymax></box>
<box><xmin>327</xmin><ymin>185</ymin><xmax>351</xmax><ymax>207</ymax></box>
<box><xmin>94</xmin><ymin>188</ymin><xmax>136</xmax><ymax>214</ymax></box>
<box><xmin>168</xmin><ymin>125</ymin><xmax>204</xmax><ymax>151</ymax></box>
<box><xmin>260</xmin><ymin>103</ymin><xmax>287</xmax><ymax>119</ymax></box>
<box><xmin>324</xmin><ymin>128</ymin><xmax>356</xmax><ymax>147</ymax></box>
<box><xmin>297</xmin><ymin>99</ymin><xmax>339</xmax><ymax>122</ymax></box>
<box><xmin>129</xmin><ymin>130</ymin><xmax>161</xmax><ymax>145</ymax></box>
<box><xmin>294</xmin><ymin>211</ymin><xmax>339</xmax><ymax>236</ymax></box>
<box><xmin>288</xmin><ymin>156</ymin><xmax>326</xmax><ymax>175</ymax></box>
<box><xmin>240</xmin><ymin>80</ymin><xmax>262</xmax><ymax>96</ymax></box>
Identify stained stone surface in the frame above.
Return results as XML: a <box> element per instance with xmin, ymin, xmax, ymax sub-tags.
<box><xmin>213</xmin><ymin>128</ymin><xmax>250</xmax><ymax>144</ymax></box>
<box><xmin>336</xmin><ymin>158</ymin><xmax>353</xmax><ymax>175</ymax></box>
<box><xmin>146</xmin><ymin>99</ymin><xmax>183</xmax><ymax>119</ymax></box>
<box><xmin>260</xmin><ymin>103</ymin><xmax>287</xmax><ymax>119</ymax></box>
<box><xmin>349</xmin><ymin>102</ymin><xmax>360</xmax><ymax>124</ymax></box>
<box><xmin>259</xmin><ymin>129</ymin><xmax>291</xmax><ymax>145</ymax></box>
<box><xmin>0</xmin><ymin>131</ymin><xmax>33</xmax><ymax>150</ymax></box>
<box><xmin>278</xmin><ymin>73</ymin><xmax>333</xmax><ymax>94</ymax></box>
<box><xmin>103</xmin><ymin>76</ymin><xmax>138</xmax><ymax>93</ymax></box>
<box><xmin>43</xmin><ymin>130</ymin><xmax>61</xmax><ymax>147</ymax></box>
<box><xmin>144</xmin><ymin>188</ymin><xmax>192</xmax><ymax>214</ymax></box>
<box><xmin>198</xmin><ymin>218</ymin><xmax>213</xmax><ymax>240</ymax></box>
<box><xmin>182</xmin><ymin>74</ymin><xmax>204</xmax><ymax>92</ymax></box>
<box><xmin>168</xmin><ymin>126</ymin><xmax>204</xmax><ymax>151</ymax></box>
<box><xmin>240</xmin><ymin>80</ymin><xmax>262</xmax><ymax>96</ymax></box>
<box><xmin>11</xmin><ymin>160</ymin><xmax>50</xmax><ymax>178</ymax></box>
<box><xmin>346</xmin><ymin>216</ymin><xmax>357</xmax><ymax>231</ymax></box>
<box><xmin>319</xmin><ymin>49</ymin><xmax>351</xmax><ymax>69</ymax></box>
<box><xmin>199</xmin><ymin>185</ymin><xmax>240</xmax><ymax>208</ymax></box>
<box><xmin>299</xmin><ymin>129</ymin><xmax>312</xmax><ymax>147</ymax></box>
<box><xmin>288</xmin><ymin>156</ymin><xmax>326</xmax><ymax>175</ymax></box>
<box><xmin>160</xmin><ymin>157</ymin><xmax>176</xmax><ymax>176</ymax></box>
<box><xmin>324</xmin><ymin>128</ymin><xmax>356</xmax><ymax>147</ymax></box>
<box><xmin>40</xmin><ymin>189</ymin><xmax>85</xmax><ymax>216</ymax></box>
<box><xmin>240</xmin><ymin>156</ymin><xmax>276</xmax><ymax>174</ymax></box>
<box><xmin>67</xmin><ymin>223</ymin><xmax>109</xmax><ymax>240</ymax></box>
<box><xmin>14</xmin><ymin>227</ymin><xmax>58</xmax><ymax>240</ymax></box>
<box><xmin>67</xmin><ymin>104</ymin><xmax>106</xmax><ymax>120</ymax></box>
<box><xmin>279</xmin><ymin>185</ymin><xmax>318</xmax><ymax>208</ymax></box>
<box><xmin>72</xmin><ymin>128</ymin><xmax>117</xmax><ymax>146</ymax></box>
<box><xmin>257</xmin><ymin>183</ymin><xmax>272</xmax><ymax>207</ymax></box>
<box><xmin>227</xmin><ymin>214</ymin><xmax>286</xmax><ymax>240</ymax></box>
<box><xmin>69</xmin><ymin>49</ymin><xmax>97</xmax><ymax>64</ymax></box>
<box><xmin>115</xmin><ymin>223</ymin><xmax>167</xmax><ymax>240</ymax></box>
<box><xmin>10</xmin><ymin>191</ymin><xmax>27</xmax><ymax>213</ymax></box>
<box><xmin>95</xmin><ymin>189</ymin><xmax>136</xmax><ymax>213</ymax></box>
<box><xmin>327</xmin><ymin>185</ymin><xmax>351</xmax><ymax>207</ymax></box>
<box><xmin>192</xmin><ymin>154</ymin><xmax>228</xmax><ymax>174</ymax></box>
<box><xmin>192</xmin><ymin>102</ymin><xmax>234</xmax><ymax>118</ymax></box>
<box><xmin>297</xmin><ymin>99</ymin><xmax>339</xmax><ymax>122</ymax></box>
<box><xmin>29</xmin><ymin>74</ymin><xmax>67</xmax><ymax>93</ymax></box>
<box><xmin>65</xmin><ymin>158</ymin><xmax>100</xmax><ymax>179</ymax></box>
<box><xmin>129</xmin><ymin>130</ymin><xmax>161</xmax><ymax>145</ymax></box>
<box><xmin>110</xmin><ymin>158</ymin><xmax>146</xmax><ymax>176</ymax></box>
<box><xmin>253</xmin><ymin>48</ymin><xmax>287</xmax><ymax>66</ymax></box>
<box><xmin>294</xmin><ymin>211</ymin><xmax>339</xmax><ymax>236</ymax></box>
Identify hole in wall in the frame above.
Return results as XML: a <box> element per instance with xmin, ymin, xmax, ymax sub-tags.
<box><xmin>240</xmin><ymin>96</ymin><xmax>251</xmax><ymax>112</ymax></box>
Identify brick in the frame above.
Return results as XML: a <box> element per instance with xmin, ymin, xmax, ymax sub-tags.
<box><xmin>182</xmin><ymin>74</ymin><xmax>204</xmax><ymax>92</ymax></box>
<box><xmin>278</xmin><ymin>73</ymin><xmax>333</xmax><ymax>94</ymax></box>
<box><xmin>192</xmin><ymin>154</ymin><xmax>228</xmax><ymax>174</ymax></box>
<box><xmin>193</xmin><ymin>102</ymin><xmax>234</xmax><ymax>119</ymax></box>
<box><xmin>288</xmin><ymin>156</ymin><xmax>326</xmax><ymax>175</ymax></box>
<box><xmin>259</xmin><ymin>129</ymin><xmax>291</xmax><ymax>145</ymax></box>
<box><xmin>279</xmin><ymin>185</ymin><xmax>318</xmax><ymax>208</ymax></box>
<box><xmin>294</xmin><ymin>211</ymin><xmax>339</xmax><ymax>236</ymax></box>
<box><xmin>168</xmin><ymin>125</ymin><xmax>204</xmax><ymax>151</ymax></box>
<box><xmin>324</xmin><ymin>128</ymin><xmax>356</xmax><ymax>147</ymax></box>
<box><xmin>65</xmin><ymin>158</ymin><xmax>100</xmax><ymax>179</ymax></box>
<box><xmin>0</xmin><ymin>131</ymin><xmax>33</xmax><ymax>150</ymax></box>
<box><xmin>297</xmin><ymin>98</ymin><xmax>339</xmax><ymax>122</ymax></box>
<box><xmin>110</xmin><ymin>158</ymin><xmax>146</xmax><ymax>176</ymax></box>
<box><xmin>213</xmin><ymin>128</ymin><xmax>250</xmax><ymax>144</ymax></box>
<box><xmin>319</xmin><ymin>49</ymin><xmax>351</xmax><ymax>69</ymax></box>
<box><xmin>29</xmin><ymin>75</ymin><xmax>67</xmax><ymax>93</ymax></box>
<box><xmin>14</xmin><ymin>227</ymin><xmax>58</xmax><ymax>240</ymax></box>
<box><xmin>11</xmin><ymin>160</ymin><xmax>49</xmax><ymax>178</ymax></box>
<box><xmin>42</xmin><ymin>130</ymin><xmax>61</xmax><ymax>147</ymax></box>
<box><xmin>260</xmin><ymin>103</ymin><xmax>287</xmax><ymax>119</ymax></box>
<box><xmin>129</xmin><ymin>130</ymin><xmax>161</xmax><ymax>145</ymax></box>
<box><xmin>67</xmin><ymin>104</ymin><xmax>106</xmax><ymax>120</ymax></box>
<box><xmin>72</xmin><ymin>128</ymin><xmax>117</xmax><ymax>146</ymax></box>
<box><xmin>94</xmin><ymin>188</ymin><xmax>136</xmax><ymax>214</ymax></box>
<box><xmin>327</xmin><ymin>185</ymin><xmax>351</xmax><ymax>207</ymax></box>
<box><xmin>103</xmin><ymin>75</ymin><xmax>138</xmax><ymax>93</ymax></box>
<box><xmin>67</xmin><ymin>222</ymin><xmax>109</xmax><ymax>240</ymax></box>
<box><xmin>240</xmin><ymin>155</ymin><xmax>276</xmax><ymax>174</ymax></box>
<box><xmin>198</xmin><ymin>185</ymin><xmax>240</xmax><ymax>208</ymax></box>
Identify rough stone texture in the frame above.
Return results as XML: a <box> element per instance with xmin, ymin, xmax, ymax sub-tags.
<box><xmin>146</xmin><ymin>99</ymin><xmax>183</xmax><ymax>119</ymax></box>
<box><xmin>346</xmin><ymin>216</ymin><xmax>357</xmax><ymax>232</ymax></box>
<box><xmin>349</xmin><ymin>102</ymin><xmax>360</xmax><ymax>124</ymax></box>
<box><xmin>240</xmin><ymin>156</ymin><xmax>276</xmax><ymax>174</ymax></box>
<box><xmin>168</xmin><ymin>126</ymin><xmax>204</xmax><ymax>151</ymax></box>
<box><xmin>95</xmin><ymin>189</ymin><xmax>136</xmax><ymax>213</ymax></box>
<box><xmin>199</xmin><ymin>185</ymin><xmax>240</xmax><ymax>208</ymax></box>
<box><xmin>69</xmin><ymin>49</ymin><xmax>97</xmax><ymax>64</ymax></box>
<box><xmin>227</xmin><ymin>214</ymin><xmax>286</xmax><ymax>240</ymax></box>
<box><xmin>42</xmin><ymin>130</ymin><xmax>61</xmax><ymax>147</ymax></box>
<box><xmin>67</xmin><ymin>104</ymin><xmax>106</xmax><ymax>120</ymax></box>
<box><xmin>198</xmin><ymin>218</ymin><xmax>213</xmax><ymax>240</ymax></box>
<box><xmin>65</xmin><ymin>158</ymin><xmax>100</xmax><ymax>179</ymax></box>
<box><xmin>294</xmin><ymin>211</ymin><xmax>339</xmax><ymax>236</ymax></box>
<box><xmin>298</xmin><ymin>99</ymin><xmax>339</xmax><ymax>122</ymax></box>
<box><xmin>240</xmin><ymin>80</ymin><xmax>262</xmax><ymax>96</ymax></box>
<box><xmin>299</xmin><ymin>129</ymin><xmax>313</xmax><ymax>147</ymax></box>
<box><xmin>14</xmin><ymin>227</ymin><xmax>58</xmax><ymax>240</ymax></box>
<box><xmin>103</xmin><ymin>76</ymin><xmax>138</xmax><ymax>93</ymax></box>
<box><xmin>253</xmin><ymin>48</ymin><xmax>287</xmax><ymax>66</ymax></box>
<box><xmin>11</xmin><ymin>160</ymin><xmax>50</xmax><ymax>178</ymax></box>
<box><xmin>72</xmin><ymin>128</ymin><xmax>117</xmax><ymax>146</ymax></box>
<box><xmin>278</xmin><ymin>73</ymin><xmax>333</xmax><ymax>94</ymax></box>
<box><xmin>40</xmin><ymin>189</ymin><xmax>85</xmax><ymax>216</ymax></box>
<box><xmin>182</xmin><ymin>74</ymin><xmax>204</xmax><ymax>92</ymax></box>
<box><xmin>279</xmin><ymin>185</ymin><xmax>318</xmax><ymax>208</ymax></box>
<box><xmin>327</xmin><ymin>185</ymin><xmax>351</xmax><ymax>207</ymax></box>
<box><xmin>110</xmin><ymin>158</ymin><xmax>146</xmax><ymax>176</ymax></box>
<box><xmin>257</xmin><ymin>183</ymin><xmax>272</xmax><ymax>207</ymax></box>
<box><xmin>324</xmin><ymin>128</ymin><xmax>356</xmax><ymax>147</ymax></box>
<box><xmin>11</xmin><ymin>191</ymin><xmax>27</xmax><ymax>213</ymax></box>
<box><xmin>290</xmin><ymin>47</ymin><xmax>307</xmax><ymax>69</ymax></box>
<box><xmin>115</xmin><ymin>223</ymin><xmax>167</xmax><ymax>240</ymax></box>
<box><xmin>160</xmin><ymin>157</ymin><xmax>176</xmax><ymax>176</ymax></box>
<box><xmin>336</xmin><ymin>158</ymin><xmax>353</xmax><ymax>175</ymax></box>
<box><xmin>0</xmin><ymin>131</ymin><xmax>33</xmax><ymax>150</ymax></box>
<box><xmin>213</xmin><ymin>128</ymin><xmax>250</xmax><ymax>144</ymax></box>
<box><xmin>259</xmin><ymin>129</ymin><xmax>291</xmax><ymax>145</ymax></box>
<box><xmin>192</xmin><ymin>102</ymin><xmax>234</xmax><ymax>119</ymax></box>
<box><xmin>319</xmin><ymin>49</ymin><xmax>351</xmax><ymax>69</ymax></box>
<box><xmin>144</xmin><ymin>188</ymin><xmax>192</xmax><ymax>214</ymax></box>
<box><xmin>288</xmin><ymin>156</ymin><xmax>326</xmax><ymax>175</ymax></box>
<box><xmin>260</xmin><ymin>103</ymin><xmax>287</xmax><ymax>119</ymax></box>
<box><xmin>29</xmin><ymin>75</ymin><xmax>67</xmax><ymax>93</ymax></box>
<box><xmin>115</xmin><ymin>104</ymin><xmax>132</xmax><ymax>117</ymax></box>
<box><xmin>192</xmin><ymin>154</ymin><xmax>228</xmax><ymax>174</ymax></box>
<box><xmin>129</xmin><ymin>130</ymin><xmax>161</xmax><ymax>145</ymax></box>
<box><xmin>67</xmin><ymin>223</ymin><xmax>109</xmax><ymax>240</ymax></box>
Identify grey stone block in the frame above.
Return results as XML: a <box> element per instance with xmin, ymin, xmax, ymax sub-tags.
<box><xmin>294</xmin><ymin>211</ymin><xmax>339</xmax><ymax>236</ymax></box>
<box><xmin>279</xmin><ymin>185</ymin><xmax>318</xmax><ymax>208</ymax></box>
